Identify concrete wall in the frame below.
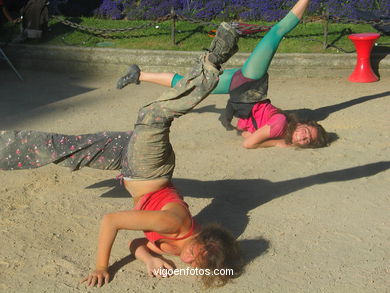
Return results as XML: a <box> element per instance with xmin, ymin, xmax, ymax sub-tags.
<box><xmin>2</xmin><ymin>44</ymin><xmax>390</xmax><ymax>78</ymax></box>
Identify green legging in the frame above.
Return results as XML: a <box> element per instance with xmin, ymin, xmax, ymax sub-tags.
<box><xmin>171</xmin><ymin>11</ymin><xmax>300</xmax><ymax>93</ymax></box>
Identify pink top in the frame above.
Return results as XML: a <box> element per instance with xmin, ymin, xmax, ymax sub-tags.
<box><xmin>134</xmin><ymin>185</ymin><xmax>196</xmax><ymax>244</ymax></box>
<box><xmin>237</xmin><ymin>100</ymin><xmax>287</xmax><ymax>138</ymax></box>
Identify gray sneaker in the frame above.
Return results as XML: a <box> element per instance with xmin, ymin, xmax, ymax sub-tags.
<box><xmin>208</xmin><ymin>22</ymin><xmax>239</xmax><ymax>66</ymax></box>
<box><xmin>116</xmin><ymin>64</ymin><xmax>141</xmax><ymax>89</ymax></box>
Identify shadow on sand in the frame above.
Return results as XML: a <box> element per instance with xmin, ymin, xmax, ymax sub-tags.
<box><xmin>87</xmin><ymin>161</ymin><xmax>389</xmax><ymax>264</ymax></box>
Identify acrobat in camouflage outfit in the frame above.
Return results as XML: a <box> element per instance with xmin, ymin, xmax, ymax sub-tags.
<box><xmin>0</xmin><ymin>22</ymin><xmax>239</xmax><ymax>180</ymax></box>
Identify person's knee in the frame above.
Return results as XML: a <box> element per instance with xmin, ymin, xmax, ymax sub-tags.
<box><xmin>136</xmin><ymin>103</ymin><xmax>171</xmax><ymax>127</ymax></box>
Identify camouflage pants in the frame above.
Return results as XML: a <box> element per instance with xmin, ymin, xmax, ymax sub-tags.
<box><xmin>122</xmin><ymin>54</ymin><xmax>221</xmax><ymax>180</ymax></box>
<box><xmin>0</xmin><ymin>130</ymin><xmax>131</xmax><ymax>171</ymax></box>
<box><xmin>0</xmin><ymin>55</ymin><xmax>220</xmax><ymax>178</ymax></box>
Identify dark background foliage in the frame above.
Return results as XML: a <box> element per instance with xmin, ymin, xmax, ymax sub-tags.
<box><xmin>50</xmin><ymin>0</ymin><xmax>101</xmax><ymax>17</ymax></box>
<box><xmin>49</xmin><ymin>0</ymin><xmax>389</xmax><ymax>21</ymax></box>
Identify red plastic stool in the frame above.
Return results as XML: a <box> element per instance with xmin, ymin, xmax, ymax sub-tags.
<box><xmin>348</xmin><ymin>33</ymin><xmax>381</xmax><ymax>83</ymax></box>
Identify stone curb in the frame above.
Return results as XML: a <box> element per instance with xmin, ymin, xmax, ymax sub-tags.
<box><xmin>1</xmin><ymin>44</ymin><xmax>389</xmax><ymax>78</ymax></box>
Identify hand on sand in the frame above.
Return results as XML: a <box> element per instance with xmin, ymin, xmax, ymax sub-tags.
<box><xmin>146</xmin><ymin>257</ymin><xmax>174</xmax><ymax>278</ymax></box>
<box><xmin>81</xmin><ymin>268</ymin><xmax>110</xmax><ymax>288</ymax></box>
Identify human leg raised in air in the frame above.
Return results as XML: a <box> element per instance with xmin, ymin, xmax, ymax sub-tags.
<box><xmin>241</xmin><ymin>0</ymin><xmax>310</xmax><ymax>79</ymax></box>
<box><xmin>122</xmin><ymin>22</ymin><xmax>239</xmax><ymax>181</ymax></box>
<box><xmin>116</xmin><ymin>0</ymin><xmax>310</xmax><ymax>93</ymax></box>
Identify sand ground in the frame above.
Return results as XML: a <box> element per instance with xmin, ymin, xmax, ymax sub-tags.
<box><xmin>0</xmin><ymin>67</ymin><xmax>389</xmax><ymax>293</ymax></box>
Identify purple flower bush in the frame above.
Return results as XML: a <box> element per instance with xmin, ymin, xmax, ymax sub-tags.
<box><xmin>309</xmin><ymin>0</ymin><xmax>389</xmax><ymax>19</ymax></box>
<box><xmin>70</xmin><ymin>0</ymin><xmax>388</xmax><ymax>21</ymax></box>
<box><xmin>97</xmin><ymin>0</ymin><xmax>134</xmax><ymax>19</ymax></box>
<box><xmin>143</xmin><ymin>0</ymin><xmax>183</xmax><ymax>20</ymax></box>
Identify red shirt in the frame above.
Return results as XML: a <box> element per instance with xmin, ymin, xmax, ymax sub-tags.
<box><xmin>134</xmin><ymin>185</ymin><xmax>196</xmax><ymax>243</ymax></box>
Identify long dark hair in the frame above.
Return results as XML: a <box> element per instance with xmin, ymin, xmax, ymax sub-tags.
<box><xmin>194</xmin><ymin>223</ymin><xmax>243</xmax><ymax>288</ymax></box>
<box><xmin>282</xmin><ymin>112</ymin><xmax>329</xmax><ymax>148</ymax></box>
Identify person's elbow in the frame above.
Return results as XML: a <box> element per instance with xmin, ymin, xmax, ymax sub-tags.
<box><xmin>101</xmin><ymin>213</ymin><xmax>119</xmax><ymax>230</ymax></box>
<box><xmin>242</xmin><ymin>140</ymin><xmax>258</xmax><ymax>149</ymax></box>
<box><xmin>101</xmin><ymin>213</ymin><xmax>113</xmax><ymax>225</ymax></box>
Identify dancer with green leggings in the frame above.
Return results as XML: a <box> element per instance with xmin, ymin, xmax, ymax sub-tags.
<box><xmin>117</xmin><ymin>0</ymin><xmax>328</xmax><ymax>149</ymax></box>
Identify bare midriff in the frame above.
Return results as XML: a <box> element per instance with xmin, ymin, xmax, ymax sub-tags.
<box><xmin>124</xmin><ymin>177</ymin><xmax>171</xmax><ymax>204</ymax></box>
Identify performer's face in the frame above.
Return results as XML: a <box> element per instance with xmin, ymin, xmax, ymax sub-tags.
<box><xmin>292</xmin><ymin>123</ymin><xmax>318</xmax><ymax>146</ymax></box>
<box><xmin>180</xmin><ymin>240</ymin><xmax>203</xmax><ymax>267</ymax></box>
